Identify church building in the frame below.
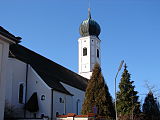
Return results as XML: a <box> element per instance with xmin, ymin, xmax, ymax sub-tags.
<box><xmin>0</xmin><ymin>9</ymin><xmax>101</xmax><ymax>120</ymax></box>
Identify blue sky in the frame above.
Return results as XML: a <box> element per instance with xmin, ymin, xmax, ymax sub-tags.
<box><xmin>1</xmin><ymin>0</ymin><xmax>160</xmax><ymax>102</ymax></box>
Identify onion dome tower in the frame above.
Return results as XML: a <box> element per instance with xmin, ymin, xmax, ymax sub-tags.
<box><xmin>78</xmin><ymin>9</ymin><xmax>101</xmax><ymax>79</ymax></box>
<box><xmin>79</xmin><ymin>9</ymin><xmax>101</xmax><ymax>38</ymax></box>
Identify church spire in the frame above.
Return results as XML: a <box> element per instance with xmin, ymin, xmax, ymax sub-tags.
<box><xmin>88</xmin><ymin>8</ymin><xmax>91</xmax><ymax>19</ymax></box>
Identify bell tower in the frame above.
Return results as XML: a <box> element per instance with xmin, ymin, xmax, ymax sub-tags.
<box><xmin>78</xmin><ymin>9</ymin><xmax>101</xmax><ymax>79</ymax></box>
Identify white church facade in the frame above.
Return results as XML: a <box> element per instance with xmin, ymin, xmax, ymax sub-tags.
<box><xmin>0</xmin><ymin>9</ymin><xmax>101</xmax><ymax>120</ymax></box>
<box><xmin>0</xmin><ymin>26</ymin><xmax>21</xmax><ymax>120</ymax></box>
<box><xmin>5</xmin><ymin>43</ymin><xmax>87</xmax><ymax>120</ymax></box>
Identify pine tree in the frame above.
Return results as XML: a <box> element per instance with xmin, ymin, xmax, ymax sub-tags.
<box><xmin>116</xmin><ymin>64</ymin><xmax>140</xmax><ymax>116</ymax></box>
<box><xmin>142</xmin><ymin>91</ymin><xmax>160</xmax><ymax>116</ymax></box>
<box><xmin>81</xmin><ymin>63</ymin><xmax>115</xmax><ymax>118</ymax></box>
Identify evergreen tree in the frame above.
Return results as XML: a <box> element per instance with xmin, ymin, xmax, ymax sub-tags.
<box><xmin>116</xmin><ymin>64</ymin><xmax>140</xmax><ymax>116</ymax></box>
<box><xmin>81</xmin><ymin>63</ymin><xmax>115</xmax><ymax>118</ymax></box>
<box><xmin>142</xmin><ymin>91</ymin><xmax>160</xmax><ymax>116</ymax></box>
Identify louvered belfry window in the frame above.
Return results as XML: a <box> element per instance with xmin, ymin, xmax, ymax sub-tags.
<box><xmin>97</xmin><ymin>49</ymin><xmax>99</xmax><ymax>58</ymax></box>
<box><xmin>83</xmin><ymin>47</ymin><xmax>87</xmax><ymax>56</ymax></box>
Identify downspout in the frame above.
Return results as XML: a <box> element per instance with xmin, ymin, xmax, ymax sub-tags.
<box><xmin>51</xmin><ymin>89</ymin><xmax>53</xmax><ymax>120</ymax></box>
<box><xmin>76</xmin><ymin>100</ymin><xmax>78</xmax><ymax>115</ymax></box>
<box><xmin>64</xmin><ymin>95</ymin><xmax>66</xmax><ymax>115</ymax></box>
<box><xmin>24</xmin><ymin>64</ymin><xmax>29</xmax><ymax>118</ymax></box>
<box><xmin>76</xmin><ymin>99</ymin><xmax>80</xmax><ymax>115</ymax></box>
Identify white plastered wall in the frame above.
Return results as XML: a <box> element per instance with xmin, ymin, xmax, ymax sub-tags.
<box><xmin>61</xmin><ymin>82</ymin><xmax>85</xmax><ymax>115</ymax></box>
<box><xmin>52</xmin><ymin>91</ymin><xmax>72</xmax><ymax>118</ymax></box>
<box><xmin>6</xmin><ymin>58</ymin><xmax>27</xmax><ymax>117</ymax></box>
<box><xmin>0</xmin><ymin>36</ymin><xmax>13</xmax><ymax>120</ymax></box>
<box><xmin>0</xmin><ymin>40</ymin><xmax>9</xmax><ymax>120</ymax></box>
<box><xmin>52</xmin><ymin>83</ymin><xmax>85</xmax><ymax>120</ymax></box>
<box><xmin>78</xmin><ymin>36</ymin><xmax>101</xmax><ymax>79</ymax></box>
<box><xmin>27</xmin><ymin>66</ymin><xmax>52</xmax><ymax>118</ymax></box>
<box><xmin>6</xmin><ymin>59</ymin><xmax>52</xmax><ymax>118</ymax></box>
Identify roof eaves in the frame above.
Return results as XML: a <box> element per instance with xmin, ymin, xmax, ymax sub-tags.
<box><xmin>0</xmin><ymin>26</ymin><xmax>21</xmax><ymax>43</ymax></box>
<box><xmin>32</xmin><ymin>67</ymin><xmax>73</xmax><ymax>96</ymax></box>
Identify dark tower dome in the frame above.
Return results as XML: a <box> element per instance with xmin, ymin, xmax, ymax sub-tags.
<box><xmin>79</xmin><ymin>9</ymin><xmax>101</xmax><ymax>37</ymax></box>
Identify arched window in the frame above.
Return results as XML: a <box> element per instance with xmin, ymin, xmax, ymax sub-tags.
<box><xmin>59</xmin><ymin>98</ymin><xmax>62</xmax><ymax>103</ymax></box>
<box><xmin>97</xmin><ymin>49</ymin><xmax>99</xmax><ymax>58</ymax></box>
<box><xmin>19</xmin><ymin>83</ymin><xmax>24</xmax><ymax>103</ymax></box>
<box><xmin>83</xmin><ymin>47</ymin><xmax>87</xmax><ymax>56</ymax></box>
<box><xmin>59</xmin><ymin>97</ymin><xmax>64</xmax><ymax>103</ymax></box>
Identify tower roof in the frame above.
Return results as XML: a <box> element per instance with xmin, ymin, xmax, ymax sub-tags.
<box><xmin>79</xmin><ymin>9</ymin><xmax>101</xmax><ymax>37</ymax></box>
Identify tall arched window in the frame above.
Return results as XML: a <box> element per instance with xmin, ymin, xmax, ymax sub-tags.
<box><xmin>83</xmin><ymin>47</ymin><xmax>87</xmax><ymax>56</ymax></box>
<box><xmin>97</xmin><ymin>49</ymin><xmax>99</xmax><ymax>58</ymax></box>
<box><xmin>19</xmin><ymin>83</ymin><xmax>24</xmax><ymax>103</ymax></box>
